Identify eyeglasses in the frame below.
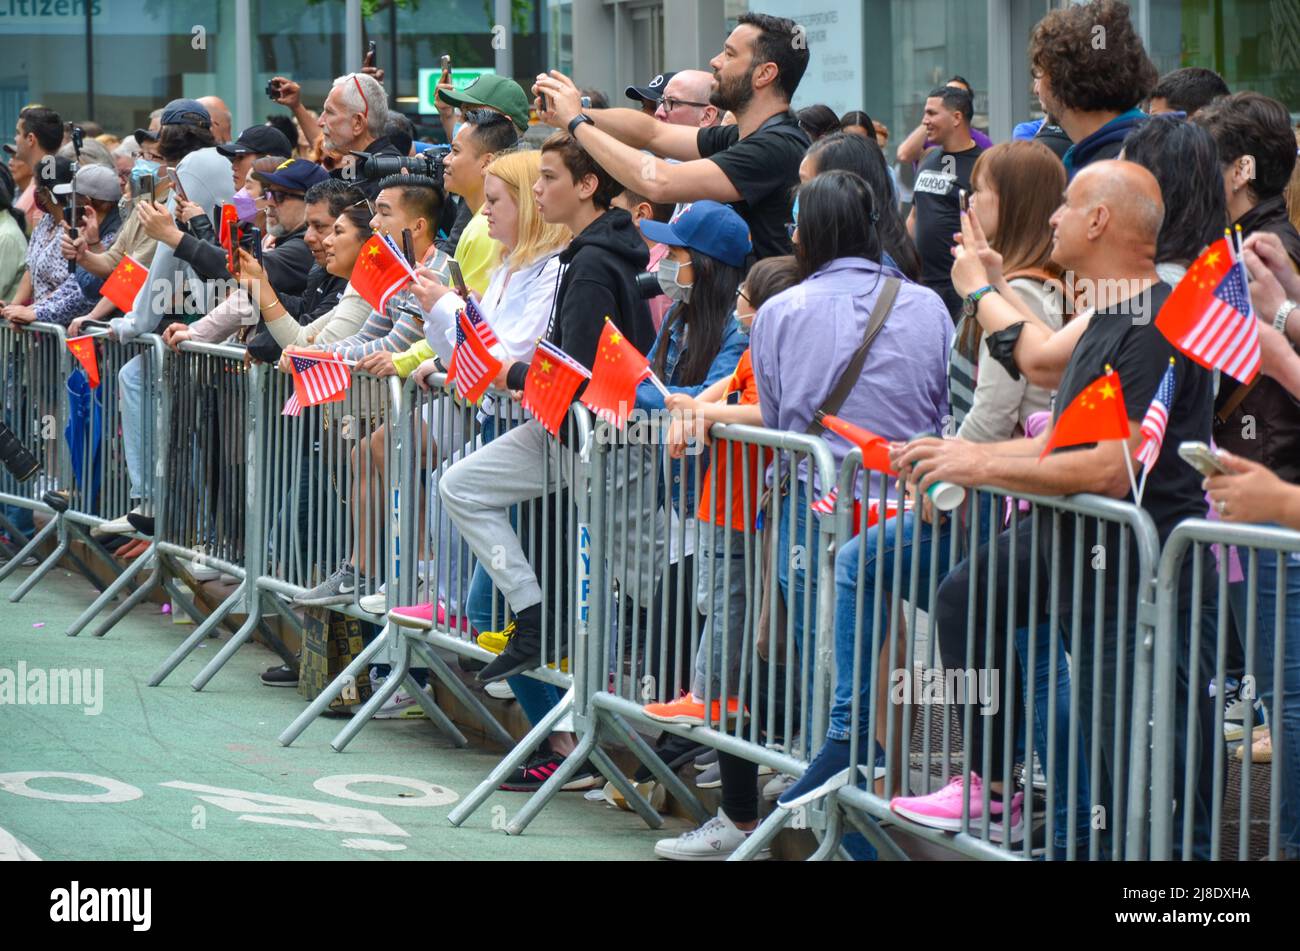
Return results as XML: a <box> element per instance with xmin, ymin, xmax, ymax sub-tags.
<box><xmin>346</xmin><ymin>196</ymin><xmax>375</xmax><ymax>214</ymax></box>
<box><xmin>352</xmin><ymin>74</ymin><xmax>370</xmax><ymax>120</ymax></box>
<box><xmin>735</xmin><ymin>286</ymin><xmax>750</xmax><ymax>304</ymax></box>
<box><xmin>660</xmin><ymin>96</ymin><xmax>709</xmax><ymax>112</ymax></box>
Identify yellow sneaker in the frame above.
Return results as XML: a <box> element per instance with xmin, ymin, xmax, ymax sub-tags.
<box><xmin>476</xmin><ymin>622</ymin><xmax>515</xmax><ymax>655</ymax></box>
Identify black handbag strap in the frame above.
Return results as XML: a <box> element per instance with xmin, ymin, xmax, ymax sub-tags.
<box><xmin>805</xmin><ymin>276</ymin><xmax>900</xmax><ymax>438</ymax></box>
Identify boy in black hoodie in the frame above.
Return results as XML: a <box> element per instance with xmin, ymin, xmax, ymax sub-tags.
<box><xmin>437</xmin><ymin>131</ymin><xmax>654</xmax><ymax>683</ymax></box>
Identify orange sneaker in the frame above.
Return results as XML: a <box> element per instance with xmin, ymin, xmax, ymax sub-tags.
<box><xmin>643</xmin><ymin>693</ymin><xmax>746</xmax><ymax>726</ymax></box>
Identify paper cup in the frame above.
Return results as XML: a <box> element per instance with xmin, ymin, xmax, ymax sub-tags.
<box><xmin>927</xmin><ymin>480</ymin><xmax>966</xmax><ymax>512</ymax></box>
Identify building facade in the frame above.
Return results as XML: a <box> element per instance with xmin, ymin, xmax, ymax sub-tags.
<box><xmin>1</xmin><ymin>0</ymin><xmax>1296</xmax><ymax>148</ymax></box>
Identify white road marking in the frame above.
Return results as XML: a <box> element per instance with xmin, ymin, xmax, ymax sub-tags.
<box><xmin>312</xmin><ymin>774</ymin><xmax>459</xmax><ymax>808</ymax></box>
<box><xmin>339</xmin><ymin>838</ymin><xmax>407</xmax><ymax>852</ymax></box>
<box><xmin>160</xmin><ymin>781</ymin><xmax>409</xmax><ymax>837</ymax></box>
<box><xmin>0</xmin><ymin>771</ymin><xmax>144</xmax><ymax>803</ymax></box>
<box><xmin>0</xmin><ymin>825</ymin><xmax>40</xmax><ymax>860</ymax></box>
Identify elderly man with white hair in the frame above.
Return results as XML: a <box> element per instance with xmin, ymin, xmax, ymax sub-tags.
<box><xmin>319</xmin><ymin>71</ymin><xmax>401</xmax><ymax>198</ymax></box>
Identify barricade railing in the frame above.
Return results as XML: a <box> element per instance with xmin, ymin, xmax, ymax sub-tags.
<box><xmin>1150</xmin><ymin>519</ymin><xmax>1300</xmax><ymax>861</ymax></box>
<box><xmin>787</xmin><ymin>449</ymin><xmax>1165</xmax><ymax>862</ymax></box>
<box><xmin>61</xmin><ymin>329</ymin><xmax>169</xmax><ymax>637</ymax></box>
<box><xmin>0</xmin><ymin>319</ymin><xmax>73</xmax><ymax>595</ymax></box>
<box><xmin>579</xmin><ymin>417</ymin><xmax>846</xmax><ymax>848</ymax></box>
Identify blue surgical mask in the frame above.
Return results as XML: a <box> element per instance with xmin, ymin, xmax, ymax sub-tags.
<box><xmin>735</xmin><ymin>312</ymin><xmax>751</xmax><ymax>336</ymax></box>
<box><xmin>131</xmin><ymin>157</ymin><xmax>160</xmax><ymax>180</ymax></box>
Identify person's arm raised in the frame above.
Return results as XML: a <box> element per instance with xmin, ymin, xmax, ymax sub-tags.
<box><xmin>535</xmin><ymin>71</ymin><xmax>702</xmax><ymax>161</ymax></box>
<box><xmin>896</xmin><ymin>122</ymin><xmax>928</xmax><ymax>165</ymax></box>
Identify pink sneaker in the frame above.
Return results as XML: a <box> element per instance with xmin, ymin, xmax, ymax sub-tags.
<box><xmin>389</xmin><ymin>602</ymin><xmax>434</xmax><ymax>630</ymax></box>
<box><xmin>889</xmin><ymin>773</ymin><xmax>1024</xmax><ymax>843</ymax></box>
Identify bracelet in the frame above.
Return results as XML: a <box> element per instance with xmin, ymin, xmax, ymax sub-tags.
<box><xmin>1274</xmin><ymin>299</ymin><xmax>1297</xmax><ymax>336</ymax></box>
<box><xmin>568</xmin><ymin>113</ymin><xmax>594</xmax><ymax>137</ymax></box>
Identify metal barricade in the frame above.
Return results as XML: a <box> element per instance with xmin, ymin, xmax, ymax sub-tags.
<box><xmin>581</xmin><ymin>418</ymin><xmax>846</xmax><ymax>848</ymax></box>
<box><xmin>1150</xmin><ymin>519</ymin><xmax>1300</xmax><ymax>861</ymax></box>
<box><xmin>0</xmin><ymin>320</ymin><xmax>72</xmax><ymax>596</ymax></box>
<box><xmin>789</xmin><ymin>450</ymin><xmax>1164</xmax><ymax>862</ymax></box>
<box><xmin>61</xmin><ymin>332</ymin><xmax>169</xmax><ymax>637</ymax></box>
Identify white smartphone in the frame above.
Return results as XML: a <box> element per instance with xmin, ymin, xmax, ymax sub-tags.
<box><xmin>1177</xmin><ymin>441</ymin><xmax>1230</xmax><ymax>477</ymax></box>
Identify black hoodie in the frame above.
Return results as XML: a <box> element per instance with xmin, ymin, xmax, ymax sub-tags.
<box><xmin>506</xmin><ymin>207</ymin><xmax>653</xmax><ymax>391</ymax></box>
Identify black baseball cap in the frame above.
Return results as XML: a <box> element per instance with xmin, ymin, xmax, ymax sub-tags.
<box><xmin>218</xmin><ymin>125</ymin><xmax>293</xmax><ymax>159</ymax></box>
<box><xmin>625</xmin><ymin>72</ymin><xmax>675</xmax><ymax>104</ymax></box>
<box><xmin>134</xmin><ymin>97</ymin><xmax>211</xmax><ymax>143</ymax></box>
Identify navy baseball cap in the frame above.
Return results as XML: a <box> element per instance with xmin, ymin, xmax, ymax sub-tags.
<box><xmin>625</xmin><ymin>72</ymin><xmax>675</xmax><ymax>104</ymax></box>
<box><xmin>251</xmin><ymin>158</ymin><xmax>330</xmax><ymax>195</ymax></box>
<box><xmin>639</xmin><ymin>200</ymin><xmax>751</xmax><ymax>269</ymax></box>
<box><xmin>218</xmin><ymin>125</ymin><xmax>293</xmax><ymax>159</ymax></box>
<box><xmin>134</xmin><ymin>98</ymin><xmax>211</xmax><ymax>142</ymax></box>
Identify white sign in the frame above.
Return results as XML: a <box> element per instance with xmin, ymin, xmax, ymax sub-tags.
<box><xmin>784</xmin><ymin>3</ymin><xmax>865</xmax><ymax>118</ymax></box>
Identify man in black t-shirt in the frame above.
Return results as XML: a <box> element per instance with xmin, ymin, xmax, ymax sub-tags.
<box><xmin>908</xmin><ymin>85</ymin><xmax>982</xmax><ymax>319</ymax></box>
<box><xmin>897</xmin><ymin>161</ymin><xmax>1215</xmax><ymax>857</ymax></box>
<box><xmin>531</xmin><ymin>12</ymin><xmax>810</xmax><ymax>261</ymax></box>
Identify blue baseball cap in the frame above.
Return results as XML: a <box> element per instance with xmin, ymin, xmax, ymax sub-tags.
<box><xmin>134</xmin><ymin>97</ymin><xmax>211</xmax><ymax>143</ymax></box>
<box><xmin>639</xmin><ymin>200</ymin><xmax>751</xmax><ymax>269</ymax></box>
<box><xmin>251</xmin><ymin>157</ymin><xmax>330</xmax><ymax>195</ymax></box>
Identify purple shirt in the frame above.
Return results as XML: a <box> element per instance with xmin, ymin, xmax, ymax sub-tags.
<box><xmin>924</xmin><ymin>127</ymin><xmax>994</xmax><ymax>151</ymax></box>
<box><xmin>750</xmin><ymin>257</ymin><xmax>953</xmax><ymax>500</ymax></box>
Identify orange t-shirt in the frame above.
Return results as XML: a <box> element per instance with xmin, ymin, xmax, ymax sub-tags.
<box><xmin>696</xmin><ymin>349</ymin><xmax>772</xmax><ymax>531</ymax></box>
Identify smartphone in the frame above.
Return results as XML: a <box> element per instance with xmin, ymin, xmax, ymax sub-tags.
<box><xmin>228</xmin><ymin>221</ymin><xmax>242</xmax><ymax>278</ymax></box>
<box><xmin>265</xmin><ymin>78</ymin><xmax>280</xmax><ymax>102</ymax></box>
<box><xmin>140</xmin><ymin>174</ymin><xmax>155</xmax><ymax>204</ymax></box>
<box><xmin>400</xmin><ymin>227</ymin><xmax>415</xmax><ymax>267</ymax></box>
<box><xmin>241</xmin><ymin>225</ymin><xmax>264</xmax><ymax>265</ymax></box>
<box><xmin>365</xmin><ymin>41</ymin><xmax>377</xmax><ymax>69</ymax></box>
<box><xmin>959</xmin><ymin>188</ymin><xmax>969</xmax><ymax>214</ymax></box>
<box><xmin>448</xmin><ymin>259</ymin><xmax>469</xmax><ymax>299</ymax></box>
<box><xmin>1178</xmin><ymin>441</ymin><xmax>1230</xmax><ymax>477</ymax></box>
<box><xmin>166</xmin><ymin>168</ymin><xmax>188</xmax><ymax>203</ymax></box>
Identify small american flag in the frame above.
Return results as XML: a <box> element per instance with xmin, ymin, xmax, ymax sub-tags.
<box><xmin>810</xmin><ymin>486</ymin><xmax>838</xmax><ymax>516</ymax></box>
<box><xmin>282</xmin><ymin>392</ymin><xmax>302</xmax><ymax>416</ymax></box>
<box><xmin>1135</xmin><ymin>359</ymin><xmax>1176</xmax><ymax>469</ymax></box>
<box><xmin>1185</xmin><ymin>258</ymin><xmax>1257</xmax><ymax>382</ymax></box>
<box><xmin>286</xmin><ymin>352</ymin><xmax>350</xmax><ymax>411</ymax></box>
<box><xmin>450</xmin><ymin>302</ymin><xmax>502</xmax><ymax>403</ymax></box>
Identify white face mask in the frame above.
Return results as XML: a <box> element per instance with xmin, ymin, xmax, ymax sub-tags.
<box><xmin>657</xmin><ymin>256</ymin><xmax>693</xmax><ymax>302</ymax></box>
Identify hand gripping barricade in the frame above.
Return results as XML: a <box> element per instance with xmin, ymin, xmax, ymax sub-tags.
<box><xmin>1149</xmin><ymin>519</ymin><xmax>1300</xmax><ymax>861</ymax></box>
<box><xmin>579</xmin><ymin>416</ymin><xmax>852</xmax><ymax>849</ymax></box>
<box><xmin>732</xmin><ymin>445</ymin><xmax>1166</xmax><ymax>862</ymax></box>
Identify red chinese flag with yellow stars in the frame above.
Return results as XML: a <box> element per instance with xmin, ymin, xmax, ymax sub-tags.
<box><xmin>99</xmin><ymin>254</ymin><xmax>148</xmax><ymax>314</ymax></box>
<box><xmin>580</xmin><ymin>318</ymin><xmax>651</xmax><ymax>428</ymax></box>
<box><xmin>67</xmin><ymin>336</ymin><xmax>100</xmax><ymax>388</ymax></box>
<box><xmin>350</xmin><ymin>234</ymin><xmax>413</xmax><ymax>313</ymax></box>
<box><xmin>523</xmin><ymin>340</ymin><xmax>591</xmax><ymax>436</ymax></box>
<box><xmin>1040</xmin><ymin>367</ymin><xmax>1130</xmax><ymax>460</ymax></box>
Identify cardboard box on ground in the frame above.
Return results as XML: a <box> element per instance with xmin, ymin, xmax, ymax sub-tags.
<box><xmin>298</xmin><ymin>607</ymin><xmax>373</xmax><ymax>712</ymax></box>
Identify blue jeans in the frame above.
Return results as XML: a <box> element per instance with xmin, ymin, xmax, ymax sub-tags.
<box><xmin>119</xmin><ymin>354</ymin><xmax>147</xmax><ymax>500</ymax></box>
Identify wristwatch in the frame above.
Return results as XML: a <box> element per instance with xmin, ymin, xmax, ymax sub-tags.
<box><xmin>962</xmin><ymin>284</ymin><xmax>997</xmax><ymax>320</ymax></box>
<box><xmin>568</xmin><ymin>114</ymin><xmax>594</xmax><ymax>137</ymax></box>
<box><xmin>1274</xmin><ymin>299</ymin><xmax>1297</xmax><ymax>335</ymax></box>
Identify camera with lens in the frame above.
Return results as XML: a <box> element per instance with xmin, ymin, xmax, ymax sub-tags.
<box><xmin>0</xmin><ymin>419</ymin><xmax>39</xmax><ymax>483</ymax></box>
<box><xmin>353</xmin><ymin>146</ymin><xmax>448</xmax><ymax>187</ymax></box>
<box><xmin>635</xmin><ymin>270</ymin><xmax>664</xmax><ymax>300</ymax></box>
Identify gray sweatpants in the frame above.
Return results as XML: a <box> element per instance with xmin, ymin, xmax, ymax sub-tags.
<box><xmin>438</xmin><ymin>418</ymin><xmax>666</xmax><ymax>616</ymax></box>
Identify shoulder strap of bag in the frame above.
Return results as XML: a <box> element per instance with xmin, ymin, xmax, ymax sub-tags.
<box><xmin>1004</xmin><ymin>267</ymin><xmax>1057</xmax><ymax>285</ymax></box>
<box><xmin>805</xmin><ymin>276</ymin><xmax>900</xmax><ymax>437</ymax></box>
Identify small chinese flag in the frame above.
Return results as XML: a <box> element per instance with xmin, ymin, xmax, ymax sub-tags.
<box><xmin>1155</xmin><ymin>235</ymin><xmax>1259</xmax><ymax>383</ymax></box>
<box><xmin>99</xmin><ymin>254</ymin><xmax>148</xmax><ymax>313</ymax></box>
<box><xmin>67</xmin><ymin>336</ymin><xmax>100</xmax><ymax>388</ymax></box>
<box><xmin>350</xmin><ymin>234</ymin><xmax>413</xmax><ymax>314</ymax></box>
<box><xmin>523</xmin><ymin>340</ymin><xmax>591</xmax><ymax>436</ymax></box>
<box><xmin>218</xmin><ymin>203</ymin><xmax>240</xmax><ymax>273</ymax></box>
<box><xmin>1040</xmin><ymin>365</ymin><xmax>1130</xmax><ymax>460</ymax></box>
<box><xmin>817</xmin><ymin>413</ymin><xmax>896</xmax><ymax>474</ymax></box>
<box><xmin>580</xmin><ymin>317</ymin><xmax>651</xmax><ymax>428</ymax></box>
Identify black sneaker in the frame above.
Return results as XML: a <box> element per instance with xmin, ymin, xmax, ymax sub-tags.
<box><xmin>499</xmin><ymin>751</ymin><xmax>600</xmax><ymax>792</ymax></box>
<box><xmin>634</xmin><ymin>732</ymin><xmax>707</xmax><ymax>783</ymax></box>
<box><xmin>477</xmin><ymin>632</ymin><xmax>541</xmax><ymax>684</ymax></box>
<box><xmin>261</xmin><ymin>664</ymin><xmax>299</xmax><ymax>687</ymax></box>
<box><xmin>126</xmin><ymin>512</ymin><xmax>156</xmax><ymax>536</ymax></box>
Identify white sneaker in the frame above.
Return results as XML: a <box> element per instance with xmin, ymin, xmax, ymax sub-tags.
<box><xmin>93</xmin><ymin>505</ymin><xmax>145</xmax><ymax>538</ymax></box>
<box><xmin>358</xmin><ymin>591</ymin><xmax>387</xmax><ymax>615</ymax></box>
<box><xmin>372</xmin><ymin>681</ymin><xmax>430</xmax><ymax>719</ymax></box>
<box><xmin>484</xmin><ymin>680</ymin><xmax>515</xmax><ymax>700</ymax></box>
<box><xmin>189</xmin><ymin>558</ymin><xmax>219</xmax><ymax>581</ymax></box>
<box><xmin>762</xmin><ymin>773</ymin><xmax>795</xmax><ymax>802</ymax></box>
<box><xmin>653</xmin><ymin>809</ymin><xmax>770</xmax><ymax>861</ymax></box>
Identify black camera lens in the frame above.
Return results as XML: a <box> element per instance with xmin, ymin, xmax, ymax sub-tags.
<box><xmin>635</xmin><ymin>270</ymin><xmax>663</xmax><ymax>300</ymax></box>
<box><xmin>355</xmin><ymin>149</ymin><xmax>446</xmax><ymax>186</ymax></box>
<box><xmin>0</xmin><ymin>420</ymin><xmax>39</xmax><ymax>483</ymax></box>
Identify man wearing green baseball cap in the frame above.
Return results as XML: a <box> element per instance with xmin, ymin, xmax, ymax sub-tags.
<box><xmin>434</xmin><ymin>73</ymin><xmax>531</xmax><ymax>142</ymax></box>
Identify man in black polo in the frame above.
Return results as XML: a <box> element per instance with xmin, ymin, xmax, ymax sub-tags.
<box><xmin>532</xmin><ymin>12</ymin><xmax>810</xmax><ymax>261</ymax></box>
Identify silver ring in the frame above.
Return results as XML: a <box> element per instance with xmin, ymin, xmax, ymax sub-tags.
<box><xmin>1216</xmin><ymin>499</ymin><xmax>1228</xmax><ymax>515</ymax></box>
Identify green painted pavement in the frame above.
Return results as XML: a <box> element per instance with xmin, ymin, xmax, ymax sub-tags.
<box><xmin>0</xmin><ymin>564</ymin><xmax>686</xmax><ymax>860</ymax></box>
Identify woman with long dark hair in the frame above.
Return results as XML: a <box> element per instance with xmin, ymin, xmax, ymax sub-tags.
<box><xmin>0</xmin><ymin>162</ymin><xmax>27</xmax><ymax>304</ymax></box>
<box><xmin>800</xmin><ymin>132</ymin><xmax>921</xmax><ymax>281</ymax></box>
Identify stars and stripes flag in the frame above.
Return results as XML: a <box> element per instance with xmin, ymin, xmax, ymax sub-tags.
<box><xmin>449</xmin><ymin>306</ymin><xmax>503</xmax><ymax>404</ymax></box>
<box><xmin>1155</xmin><ymin>234</ymin><xmax>1260</xmax><ymax>384</ymax></box>
<box><xmin>1135</xmin><ymin>358</ymin><xmax>1176</xmax><ymax>470</ymax></box>
<box><xmin>282</xmin><ymin>351</ymin><xmax>350</xmax><ymax>415</ymax></box>
<box><xmin>522</xmin><ymin>340</ymin><xmax>591</xmax><ymax>436</ymax></box>
<box><xmin>446</xmin><ymin>297</ymin><xmax>500</xmax><ymax>387</ymax></box>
